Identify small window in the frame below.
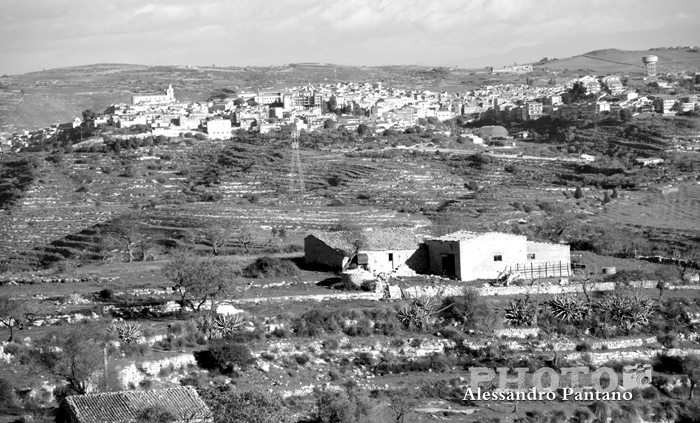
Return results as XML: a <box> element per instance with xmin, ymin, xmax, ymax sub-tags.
<box><xmin>527</xmin><ymin>253</ymin><xmax>536</xmax><ymax>260</ymax></box>
<box><xmin>493</xmin><ymin>255</ymin><xmax>502</xmax><ymax>262</ymax></box>
<box><xmin>388</xmin><ymin>253</ymin><xmax>394</xmax><ymax>261</ymax></box>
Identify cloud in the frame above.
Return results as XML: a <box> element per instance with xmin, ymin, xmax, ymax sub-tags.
<box><xmin>1</xmin><ymin>0</ymin><xmax>699</xmax><ymax>73</ymax></box>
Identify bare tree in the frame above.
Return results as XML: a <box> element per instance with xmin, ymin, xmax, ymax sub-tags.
<box><xmin>33</xmin><ymin>325</ymin><xmax>104</xmax><ymax>396</ymax></box>
<box><xmin>0</xmin><ymin>296</ymin><xmax>35</xmax><ymax>342</ymax></box>
<box><xmin>682</xmin><ymin>355</ymin><xmax>700</xmax><ymax>400</ymax></box>
<box><xmin>674</xmin><ymin>246</ymin><xmax>699</xmax><ymax>281</ymax></box>
<box><xmin>141</xmin><ymin>240</ymin><xmax>164</xmax><ymax>261</ymax></box>
<box><xmin>199</xmin><ymin>219</ymin><xmax>236</xmax><ymax>256</ymax></box>
<box><xmin>234</xmin><ymin>225</ymin><xmax>254</xmax><ymax>254</ymax></box>
<box><xmin>384</xmin><ymin>387</ymin><xmax>420</xmax><ymax>423</ymax></box>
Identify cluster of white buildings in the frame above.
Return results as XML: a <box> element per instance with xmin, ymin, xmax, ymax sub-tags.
<box><xmin>486</xmin><ymin>75</ymin><xmax>699</xmax><ymax>124</ymax></box>
<box><xmin>2</xmin><ymin>71</ymin><xmax>699</xmax><ymax>154</ymax></box>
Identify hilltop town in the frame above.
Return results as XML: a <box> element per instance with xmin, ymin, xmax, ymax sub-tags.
<box><xmin>2</xmin><ymin>55</ymin><xmax>700</xmax><ymax>154</ymax></box>
<box><xmin>0</xmin><ymin>49</ymin><xmax>699</xmax><ymax>423</ymax></box>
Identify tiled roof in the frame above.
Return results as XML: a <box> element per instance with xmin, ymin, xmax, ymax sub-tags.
<box><xmin>308</xmin><ymin>228</ymin><xmax>419</xmax><ymax>254</ymax></box>
<box><xmin>63</xmin><ymin>387</ymin><xmax>212</xmax><ymax>423</ymax></box>
<box><xmin>428</xmin><ymin>231</ymin><xmax>525</xmax><ymax>242</ymax></box>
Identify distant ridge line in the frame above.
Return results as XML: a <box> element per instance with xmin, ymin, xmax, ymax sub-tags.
<box><xmin>579</xmin><ymin>55</ymin><xmax>645</xmax><ymax>69</ymax></box>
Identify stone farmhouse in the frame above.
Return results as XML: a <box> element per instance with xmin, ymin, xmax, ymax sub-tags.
<box><xmin>57</xmin><ymin>386</ymin><xmax>212</xmax><ymax>423</ymax></box>
<box><xmin>304</xmin><ymin>228</ymin><xmax>427</xmax><ymax>273</ymax></box>
<box><xmin>425</xmin><ymin>231</ymin><xmax>570</xmax><ymax>281</ymax></box>
<box><xmin>305</xmin><ymin>229</ymin><xmax>570</xmax><ymax>281</ymax></box>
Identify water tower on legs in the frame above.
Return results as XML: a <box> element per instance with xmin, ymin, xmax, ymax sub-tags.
<box><xmin>642</xmin><ymin>55</ymin><xmax>658</xmax><ymax>79</ymax></box>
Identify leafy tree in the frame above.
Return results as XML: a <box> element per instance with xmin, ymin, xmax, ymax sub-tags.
<box><xmin>162</xmin><ymin>254</ymin><xmax>242</xmax><ymax>314</ymax></box>
<box><xmin>0</xmin><ymin>296</ymin><xmax>35</xmax><ymax>342</ymax></box>
<box><xmin>620</xmin><ymin>108</ymin><xmax>633</xmax><ymax>122</ymax></box>
<box><xmin>81</xmin><ymin>109</ymin><xmax>98</xmax><ymax>121</ymax></box>
<box><xmin>108</xmin><ymin>214</ymin><xmax>142</xmax><ymax>262</ymax></box>
<box><xmin>357</xmin><ymin>123</ymin><xmax>369</xmax><ymax>136</ymax></box>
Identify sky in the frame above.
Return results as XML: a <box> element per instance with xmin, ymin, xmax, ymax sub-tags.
<box><xmin>1</xmin><ymin>0</ymin><xmax>699</xmax><ymax>75</ymax></box>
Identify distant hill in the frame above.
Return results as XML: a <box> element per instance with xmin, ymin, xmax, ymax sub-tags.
<box><xmin>535</xmin><ymin>47</ymin><xmax>700</xmax><ymax>74</ymax></box>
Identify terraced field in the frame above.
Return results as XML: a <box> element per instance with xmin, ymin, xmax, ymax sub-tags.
<box><xmin>603</xmin><ymin>183</ymin><xmax>700</xmax><ymax>231</ymax></box>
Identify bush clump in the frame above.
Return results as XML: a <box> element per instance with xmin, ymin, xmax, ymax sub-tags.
<box><xmin>208</xmin><ymin>339</ymin><xmax>254</xmax><ymax>373</ymax></box>
<box><xmin>243</xmin><ymin>257</ymin><xmax>300</xmax><ymax>278</ymax></box>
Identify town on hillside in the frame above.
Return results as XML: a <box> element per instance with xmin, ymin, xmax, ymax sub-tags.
<box><xmin>1</xmin><ymin>51</ymin><xmax>700</xmax><ymax>423</ymax></box>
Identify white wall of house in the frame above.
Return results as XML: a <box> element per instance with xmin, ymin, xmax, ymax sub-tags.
<box><xmin>458</xmin><ymin>233</ymin><xmax>528</xmax><ymax>281</ymax></box>
<box><xmin>361</xmin><ymin>249</ymin><xmax>417</xmax><ymax>274</ymax></box>
<box><xmin>426</xmin><ymin>233</ymin><xmax>571</xmax><ymax>281</ymax></box>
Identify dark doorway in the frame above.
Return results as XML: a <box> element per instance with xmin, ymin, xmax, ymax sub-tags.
<box><xmin>441</xmin><ymin>254</ymin><xmax>455</xmax><ymax>276</ymax></box>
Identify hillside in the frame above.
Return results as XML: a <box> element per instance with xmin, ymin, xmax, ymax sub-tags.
<box><xmin>536</xmin><ymin>47</ymin><xmax>700</xmax><ymax>74</ymax></box>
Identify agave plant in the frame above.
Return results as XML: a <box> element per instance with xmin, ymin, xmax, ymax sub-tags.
<box><xmin>546</xmin><ymin>295</ymin><xmax>589</xmax><ymax>323</ymax></box>
<box><xmin>107</xmin><ymin>321</ymin><xmax>143</xmax><ymax>344</ymax></box>
<box><xmin>196</xmin><ymin>313</ymin><xmax>246</xmax><ymax>339</ymax></box>
<box><xmin>595</xmin><ymin>292</ymin><xmax>655</xmax><ymax>333</ymax></box>
<box><xmin>504</xmin><ymin>298</ymin><xmax>534</xmax><ymax>327</ymax></box>
<box><xmin>396</xmin><ymin>294</ymin><xmax>447</xmax><ymax>331</ymax></box>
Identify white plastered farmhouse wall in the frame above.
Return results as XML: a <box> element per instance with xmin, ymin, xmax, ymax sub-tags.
<box><xmin>526</xmin><ymin>241</ymin><xmax>571</xmax><ymax>266</ymax></box>
<box><xmin>458</xmin><ymin>233</ymin><xmax>528</xmax><ymax>281</ymax></box>
<box><xmin>361</xmin><ymin>249</ymin><xmax>417</xmax><ymax>273</ymax></box>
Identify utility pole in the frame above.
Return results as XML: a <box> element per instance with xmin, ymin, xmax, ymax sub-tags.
<box><xmin>103</xmin><ymin>346</ymin><xmax>108</xmax><ymax>391</ymax></box>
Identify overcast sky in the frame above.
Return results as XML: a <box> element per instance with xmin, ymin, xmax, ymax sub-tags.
<box><xmin>2</xmin><ymin>0</ymin><xmax>699</xmax><ymax>75</ymax></box>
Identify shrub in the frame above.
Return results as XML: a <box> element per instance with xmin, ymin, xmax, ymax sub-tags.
<box><xmin>0</xmin><ymin>379</ymin><xmax>16</xmax><ymax>410</ymax></box>
<box><xmin>294</xmin><ymin>353</ymin><xmax>310</xmax><ymax>366</ymax></box>
<box><xmin>658</xmin><ymin>333</ymin><xmax>678</xmax><ymax>348</ymax></box>
<box><xmin>465</xmin><ymin>181</ymin><xmax>479</xmax><ymax>191</ymax></box>
<box><xmin>315</xmin><ymin>389</ymin><xmax>374</xmax><ymax>423</ymax></box>
<box><xmin>575</xmin><ymin>341</ymin><xmax>592</xmax><ymax>352</ymax></box>
<box><xmin>135</xmin><ymin>405</ymin><xmax>176</xmax><ymax>423</ymax></box>
<box><xmin>344</xmin><ymin>319</ymin><xmax>374</xmax><ymax>337</ymax></box>
<box><xmin>243</xmin><ymin>257</ymin><xmax>300</xmax><ymax>278</ymax></box>
<box><xmin>440</xmin><ymin>327</ymin><xmax>465</xmax><ymax>343</ymax></box>
<box><xmin>440</xmin><ymin>288</ymin><xmax>497</xmax><ymax>333</ymax></box>
<box><xmin>98</xmin><ymin>289</ymin><xmax>114</xmax><ymax>300</ymax></box>
<box><xmin>138</xmin><ymin>379</ymin><xmax>153</xmax><ymax>390</ymax></box>
<box><xmin>199</xmin><ymin>387</ymin><xmax>294</xmax><ymax>423</ymax></box>
<box><xmin>208</xmin><ymin>340</ymin><xmax>254</xmax><ymax>372</ymax></box>
<box><xmin>323</xmin><ymin>339</ymin><xmax>340</xmax><ymax>351</ymax></box>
